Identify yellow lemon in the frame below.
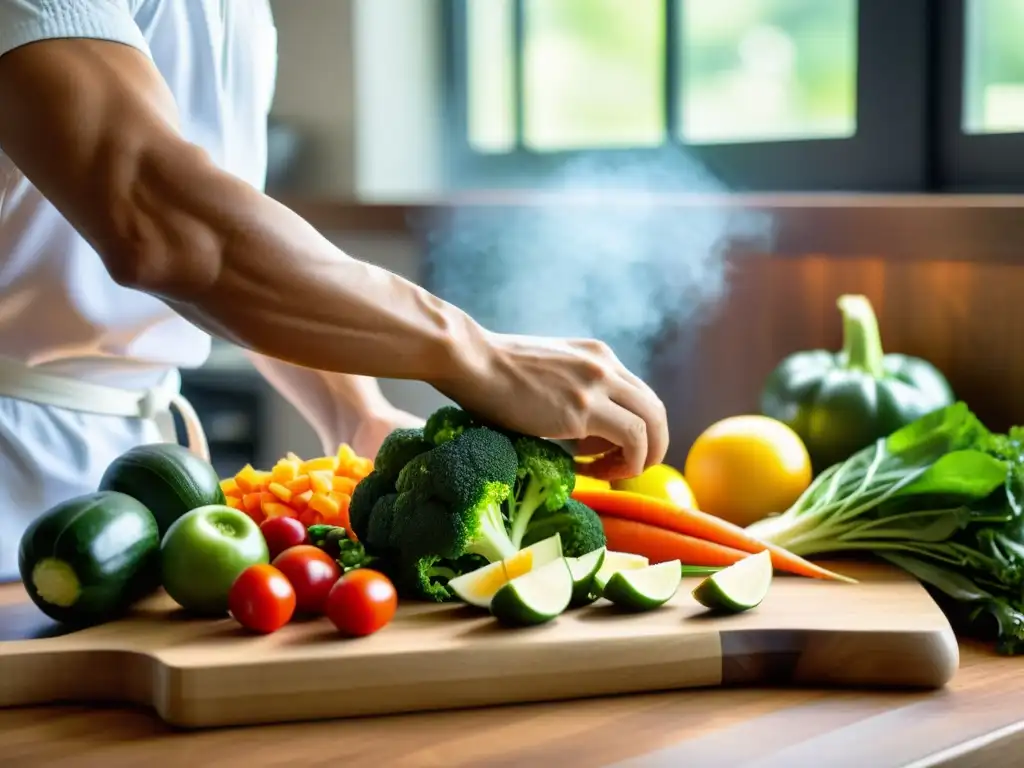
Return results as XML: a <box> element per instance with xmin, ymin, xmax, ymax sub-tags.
<box><xmin>611</xmin><ymin>464</ymin><xmax>697</xmax><ymax>508</ymax></box>
<box><xmin>683</xmin><ymin>415</ymin><xmax>812</xmax><ymax>528</ymax></box>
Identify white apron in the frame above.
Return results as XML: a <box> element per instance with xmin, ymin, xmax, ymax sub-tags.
<box><xmin>0</xmin><ymin>0</ymin><xmax>278</xmax><ymax>580</ymax></box>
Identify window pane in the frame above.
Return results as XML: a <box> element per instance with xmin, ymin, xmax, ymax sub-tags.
<box><xmin>679</xmin><ymin>0</ymin><xmax>857</xmax><ymax>144</ymax></box>
<box><xmin>963</xmin><ymin>0</ymin><xmax>1024</xmax><ymax>134</ymax></box>
<box><xmin>523</xmin><ymin>0</ymin><xmax>664</xmax><ymax>151</ymax></box>
<box><xmin>467</xmin><ymin>0</ymin><xmax>516</xmax><ymax>153</ymax></box>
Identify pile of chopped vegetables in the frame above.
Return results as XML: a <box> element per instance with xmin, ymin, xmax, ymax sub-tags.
<box><xmin>220</xmin><ymin>445</ymin><xmax>374</xmax><ymax>529</ymax></box>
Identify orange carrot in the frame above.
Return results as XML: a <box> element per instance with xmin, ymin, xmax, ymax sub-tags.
<box><xmin>575</xmin><ymin>488</ymin><xmax>856</xmax><ymax>583</ymax></box>
<box><xmin>599</xmin><ymin>515</ymin><xmax>753</xmax><ymax>567</ymax></box>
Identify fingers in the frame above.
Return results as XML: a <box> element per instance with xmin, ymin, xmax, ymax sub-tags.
<box><xmin>610</xmin><ymin>377</ymin><xmax>669</xmax><ymax>470</ymax></box>
<box><xmin>575</xmin><ymin>338</ymin><xmax>670</xmax><ymax>473</ymax></box>
<box><xmin>585</xmin><ymin>401</ymin><xmax>649</xmax><ymax>480</ymax></box>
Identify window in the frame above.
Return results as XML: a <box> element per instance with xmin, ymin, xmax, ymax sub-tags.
<box><xmin>962</xmin><ymin>0</ymin><xmax>1024</xmax><ymax>134</ymax></box>
<box><xmin>445</xmin><ymin>0</ymin><xmax>1024</xmax><ymax>192</ymax></box>
<box><xmin>939</xmin><ymin>0</ymin><xmax>1024</xmax><ymax>190</ymax></box>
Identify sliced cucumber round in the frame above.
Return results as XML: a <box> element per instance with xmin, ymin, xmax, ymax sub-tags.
<box><xmin>566</xmin><ymin>546</ymin><xmax>606</xmax><ymax>607</ymax></box>
<box><xmin>593</xmin><ymin>550</ymin><xmax>649</xmax><ymax>594</ymax></box>
<box><xmin>692</xmin><ymin>550</ymin><xmax>773</xmax><ymax>613</ymax></box>
<box><xmin>489</xmin><ymin>558</ymin><xmax>573</xmax><ymax>627</ymax></box>
<box><xmin>602</xmin><ymin>560</ymin><xmax>682</xmax><ymax>611</ymax></box>
<box><xmin>448</xmin><ymin>533</ymin><xmax>564</xmax><ymax>609</ymax></box>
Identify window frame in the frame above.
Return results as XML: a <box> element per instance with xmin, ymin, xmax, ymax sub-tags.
<box><xmin>936</xmin><ymin>0</ymin><xmax>1024</xmax><ymax>191</ymax></box>
<box><xmin>441</xmin><ymin>0</ymin><xmax>933</xmax><ymax>193</ymax></box>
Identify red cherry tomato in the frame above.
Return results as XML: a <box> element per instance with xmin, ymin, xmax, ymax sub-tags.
<box><xmin>260</xmin><ymin>516</ymin><xmax>309</xmax><ymax>560</ymax></box>
<box><xmin>272</xmin><ymin>545</ymin><xmax>342</xmax><ymax>614</ymax></box>
<box><xmin>325</xmin><ymin>569</ymin><xmax>397</xmax><ymax>637</ymax></box>
<box><xmin>228</xmin><ymin>564</ymin><xmax>296</xmax><ymax>634</ymax></box>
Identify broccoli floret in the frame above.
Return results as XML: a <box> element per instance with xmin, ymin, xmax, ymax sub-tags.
<box><xmin>348</xmin><ymin>470</ymin><xmax>396</xmax><ymax>542</ymax></box>
<box><xmin>393</xmin><ymin>428</ymin><xmax>519</xmax><ymax>564</ymax></box>
<box><xmin>374</xmin><ymin>428</ymin><xmax>433</xmax><ymax>482</ymax></box>
<box><xmin>521</xmin><ymin>499</ymin><xmax>606</xmax><ymax>558</ymax></box>
<box><xmin>507</xmin><ymin>435</ymin><xmax>576</xmax><ymax>548</ymax></box>
<box><xmin>424</xmin><ymin>405</ymin><xmax>479</xmax><ymax>446</ymax></box>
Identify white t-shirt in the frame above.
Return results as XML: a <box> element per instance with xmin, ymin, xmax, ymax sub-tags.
<box><xmin>0</xmin><ymin>0</ymin><xmax>278</xmax><ymax>389</ymax></box>
<box><xmin>0</xmin><ymin>0</ymin><xmax>278</xmax><ymax>580</ymax></box>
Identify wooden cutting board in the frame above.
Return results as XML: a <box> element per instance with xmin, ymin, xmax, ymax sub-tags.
<box><xmin>0</xmin><ymin>560</ymin><xmax>959</xmax><ymax>729</ymax></box>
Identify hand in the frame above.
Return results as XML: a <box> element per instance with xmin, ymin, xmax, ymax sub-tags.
<box><xmin>346</xmin><ymin>405</ymin><xmax>425</xmax><ymax>460</ymax></box>
<box><xmin>434</xmin><ymin>332</ymin><xmax>669</xmax><ymax>481</ymax></box>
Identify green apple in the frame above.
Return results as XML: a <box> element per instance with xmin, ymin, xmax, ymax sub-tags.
<box><xmin>160</xmin><ymin>504</ymin><xmax>269</xmax><ymax>615</ymax></box>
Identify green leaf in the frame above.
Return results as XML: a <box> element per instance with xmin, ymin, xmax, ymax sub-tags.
<box><xmin>893</xmin><ymin>450</ymin><xmax>1008</xmax><ymax>500</ymax></box>
<box><xmin>879</xmin><ymin>551</ymin><xmax>994</xmax><ymax>602</ymax></box>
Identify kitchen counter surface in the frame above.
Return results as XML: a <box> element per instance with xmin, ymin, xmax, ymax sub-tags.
<box><xmin>1</xmin><ymin>584</ymin><xmax>1023</xmax><ymax>767</ymax></box>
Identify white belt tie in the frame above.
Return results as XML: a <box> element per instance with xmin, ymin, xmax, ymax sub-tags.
<box><xmin>0</xmin><ymin>357</ymin><xmax>210</xmax><ymax>461</ymax></box>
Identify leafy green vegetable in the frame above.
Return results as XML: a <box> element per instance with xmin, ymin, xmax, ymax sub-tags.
<box><xmin>745</xmin><ymin>402</ymin><xmax>1024</xmax><ymax>653</ymax></box>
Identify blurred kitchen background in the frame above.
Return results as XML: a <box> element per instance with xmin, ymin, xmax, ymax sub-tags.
<box><xmin>185</xmin><ymin>0</ymin><xmax>1024</xmax><ymax>476</ymax></box>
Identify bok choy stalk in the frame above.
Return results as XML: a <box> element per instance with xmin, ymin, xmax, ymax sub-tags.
<box><xmin>745</xmin><ymin>402</ymin><xmax>1024</xmax><ymax>653</ymax></box>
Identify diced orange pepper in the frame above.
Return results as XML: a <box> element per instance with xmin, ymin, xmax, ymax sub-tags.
<box><xmin>220</xmin><ymin>478</ymin><xmax>241</xmax><ymax>497</ymax></box>
<box><xmin>299</xmin><ymin>508</ymin><xmax>324</xmax><ymax>527</ymax></box>
<box><xmin>309</xmin><ymin>492</ymin><xmax>340</xmax><ymax>518</ymax></box>
<box><xmin>336</xmin><ymin>444</ymin><xmax>357</xmax><ymax>464</ymax></box>
<box><xmin>262</xmin><ymin>501</ymin><xmax>295</xmax><ymax>519</ymax></box>
<box><xmin>332</xmin><ymin>494</ymin><xmax>352</xmax><ymax>530</ymax></box>
<box><xmin>224</xmin><ymin>495</ymin><xmax>242</xmax><ymax>509</ymax></box>
<box><xmin>292</xmin><ymin>489</ymin><xmax>313</xmax><ymax>511</ymax></box>
<box><xmin>347</xmin><ymin>457</ymin><xmax>374</xmax><ymax>479</ymax></box>
<box><xmin>286</xmin><ymin>452</ymin><xmax>304</xmax><ymax>463</ymax></box>
<box><xmin>234</xmin><ymin>464</ymin><xmax>261</xmax><ymax>493</ymax></box>
<box><xmin>285</xmin><ymin>476</ymin><xmax>311</xmax><ymax>494</ymax></box>
<box><xmin>331</xmin><ymin>475</ymin><xmax>357</xmax><ymax>494</ymax></box>
<box><xmin>268</xmin><ymin>482</ymin><xmax>293</xmax><ymax>503</ymax></box>
<box><xmin>301</xmin><ymin>456</ymin><xmax>338</xmax><ymax>474</ymax></box>
<box><xmin>309</xmin><ymin>470</ymin><xmax>333</xmax><ymax>495</ymax></box>
<box><xmin>242</xmin><ymin>493</ymin><xmax>263</xmax><ymax>514</ymax></box>
<box><xmin>271</xmin><ymin>460</ymin><xmax>300</xmax><ymax>484</ymax></box>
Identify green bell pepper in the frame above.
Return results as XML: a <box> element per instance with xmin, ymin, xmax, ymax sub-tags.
<box><xmin>759</xmin><ymin>294</ymin><xmax>955</xmax><ymax>473</ymax></box>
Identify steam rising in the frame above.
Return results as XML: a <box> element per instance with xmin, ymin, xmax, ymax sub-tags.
<box><xmin>419</xmin><ymin>150</ymin><xmax>772</xmax><ymax>380</ymax></box>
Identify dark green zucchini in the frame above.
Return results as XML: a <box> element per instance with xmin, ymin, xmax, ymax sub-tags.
<box><xmin>18</xmin><ymin>491</ymin><xmax>161</xmax><ymax>626</ymax></box>
<box><xmin>99</xmin><ymin>442</ymin><xmax>225</xmax><ymax>537</ymax></box>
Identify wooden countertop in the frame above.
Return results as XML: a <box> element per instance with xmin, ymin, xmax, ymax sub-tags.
<box><xmin>1</xmin><ymin>584</ymin><xmax>1023</xmax><ymax>767</ymax></box>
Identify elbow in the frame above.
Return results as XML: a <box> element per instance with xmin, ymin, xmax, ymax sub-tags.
<box><xmin>98</xmin><ymin>142</ymin><xmax>227</xmax><ymax>300</ymax></box>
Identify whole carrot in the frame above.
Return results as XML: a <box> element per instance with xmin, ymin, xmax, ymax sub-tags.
<box><xmin>574</xmin><ymin>488</ymin><xmax>856</xmax><ymax>583</ymax></box>
<box><xmin>598</xmin><ymin>515</ymin><xmax>754</xmax><ymax>567</ymax></box>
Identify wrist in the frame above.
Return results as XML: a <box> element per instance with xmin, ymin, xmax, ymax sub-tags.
<box><xmin>428</xmin><ymin>307</ymin><xmax>498</xmax><ymax>396</ymax></box>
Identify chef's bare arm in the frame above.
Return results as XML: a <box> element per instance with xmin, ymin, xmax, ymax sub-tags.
<box><xmin>0</xmin><ymin>38</ymin><xmax>481</xmax><ymax>385</ymax></box>
<box><xmin>0</xmin><ymin>37</ymin><xmax>671</xmax><ymax>476</ymax></box>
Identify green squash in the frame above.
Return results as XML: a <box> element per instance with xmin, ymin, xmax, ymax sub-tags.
<box><xmin>99</xmin><ymin>442</ymin><xmax>225</xmax><ymax>537</ymax></box>
<box><xmin>18</xmin><ymin>491</ymin><xmax>161</xmax><ymax>626</ymax></box>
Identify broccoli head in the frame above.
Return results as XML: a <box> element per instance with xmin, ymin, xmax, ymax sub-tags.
<box><xmin>424</xmin><ymin>405</ymin><xmax>479</xmax><ymax>446</ymax></box>
<box><xmin>521</xmin><ymin>498</ymin><xmax>606</xmax><ymax>558</ymax></box>
<box><xmin>392</xmin><ymin>428</ymin><xmax>519</xmax><ymax>564</ymax></box>
<box><xmin>507</xmin><ymin>435</ymin><xmax>576</xmax><ymax>548</ymax></box>
<box><xmin>348</xmin><ymin>470</ymin><xmax>396</xmax><ymax>543</ymax></box>
<box><xmin>374</xmin><ymin>427</ymin><xmax>433</xmax><ymax>482</ymax></box>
